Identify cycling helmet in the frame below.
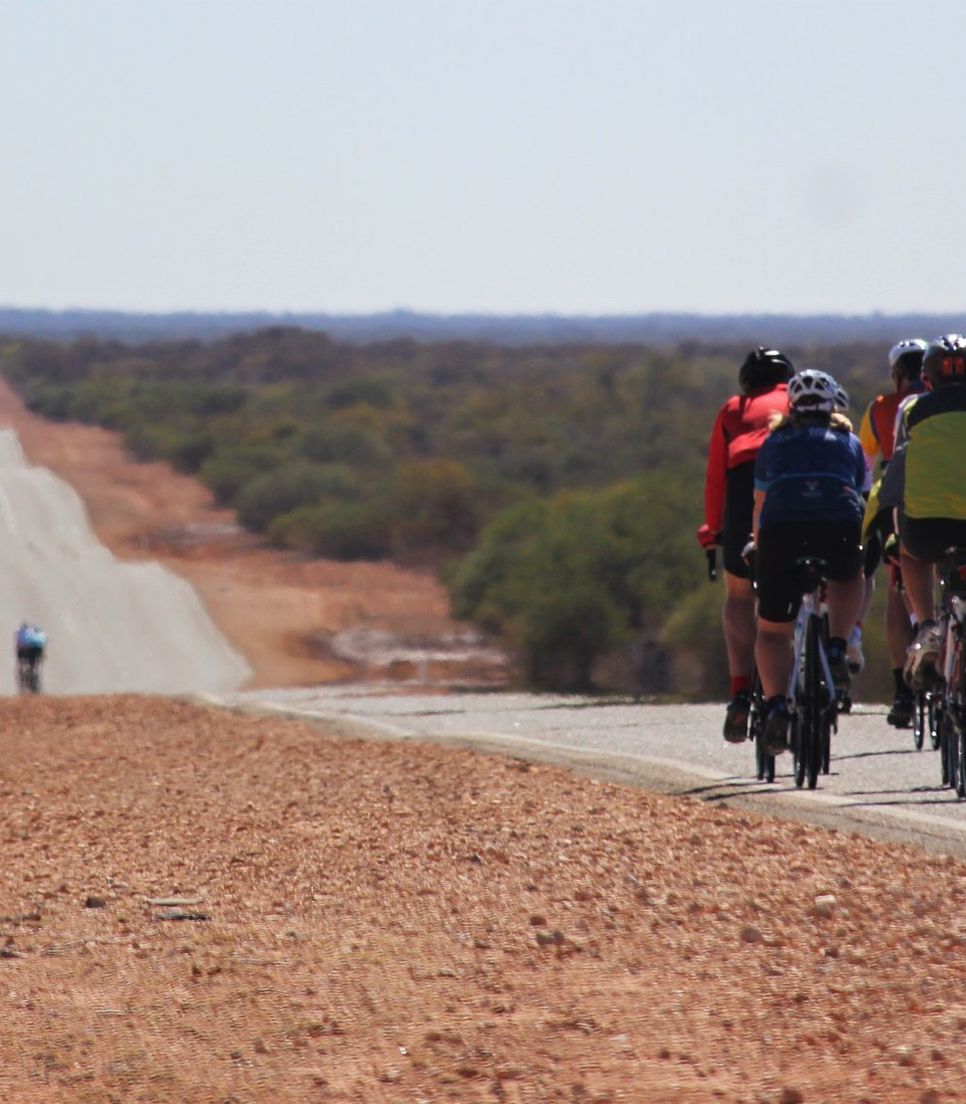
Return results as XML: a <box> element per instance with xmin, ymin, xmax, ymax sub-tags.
<box><xmin>738</xmin><ymin>346</ymin><xmax>794</xmax><ymax>395</ymax></box>
<box><xmin>787</xmin><ymin>369</ymin><xmax>838</xmax><ymax>414</ymax></box>
<box><xmin>922</xmin><ymin>334</ymin><xmax>966</xmax><ymax>389</ymax></box>
<box><xmin>888</xmin><ymin>338</ymin><xmax>927</xmax><ymax>381</ymax></box>
<box><xmin>833</xmin><ymin>382</ymin><xmax>850</xmax><ymax>413</ymax></box>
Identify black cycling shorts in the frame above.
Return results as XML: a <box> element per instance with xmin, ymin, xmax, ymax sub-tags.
<box><xmin>862</xmin><ymin>506</ymin><xmax>894</xmax><ymax>578</ymax></box>
<box><xmin>900</xmin><ymin>514</ymin><xmax>966</xmax><ymax>563</ymax></box>
<box><xmin>756</xmin><ymin>519</ymin><xmax>864</xmax><ymax>623</ymax></box>
<box><xmin>722</xmin><ymin>461</ymin><xmax>755</xmax><ymax>579</ymax></box>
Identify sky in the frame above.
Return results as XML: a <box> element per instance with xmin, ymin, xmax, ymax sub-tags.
<box><xmin>1</xmin><ymin>0</ymin><xmax>964</xmax><ymax>317</ymax></box>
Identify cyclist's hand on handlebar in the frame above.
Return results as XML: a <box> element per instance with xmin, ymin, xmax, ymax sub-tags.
<box><xmin>697</xmin><ymin>524</ymin><xmax>721</xmax><ymax>550</ymax></box>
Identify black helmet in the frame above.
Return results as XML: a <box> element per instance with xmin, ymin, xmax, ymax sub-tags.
<box><xmin>922</xmin><ymin>334</ymin><xmax>966</xmax><ymax>389</ymax></box>
<box><xmin>888</xmin><ymin>338</ymin><xmax>927</xmax><ymax>381</ymax></box>
<box><xmin>739</xmin><ymin>346</ymin><xmax>794</xmax><ymax>395</ymax></box>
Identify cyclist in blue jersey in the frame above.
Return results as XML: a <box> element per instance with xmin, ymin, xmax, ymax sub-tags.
<box><xmin>751</xmin><ymin>369</ymin><xmax>868</xmax><ymax>753</ymax></box>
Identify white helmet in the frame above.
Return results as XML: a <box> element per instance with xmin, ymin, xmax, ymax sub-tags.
<box><xmin>888</xmin><ymin>338</ymin><xmax>927</xmax><ymax>378</ymax></box>
<box><xmin>833</xmin><ymin>382</ymin><xmax>850</xmax><ymax>413</ymax></box>
<box><xmin>788</xmin><ymin>369</ymin><xmax>838</xmax><ymax>414</ymax></box>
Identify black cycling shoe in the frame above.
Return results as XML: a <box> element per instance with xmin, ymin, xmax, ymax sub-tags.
<box><xmin>763</xmin><ymin>696</ymin><xmax>790</xmax><ymax>756</ymax></box>
<box><xmin>887</xmin><ymin>690</ymin><xmax>915</xmax><ymax>728</ymax></box>
<box><xmin>723</xmin><ymin>691</ymin><xmax>751</xmax><ymax>743</ymax></box>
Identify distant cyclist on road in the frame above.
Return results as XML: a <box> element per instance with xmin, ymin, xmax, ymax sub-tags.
<box><xmin>15</xmin><ymin>622</ymin><xmax>46</xmax><ymax>693</ymax></box>
<box><xmin>858</xmin><ymin>339</ymin><xmax>928</xmax><ymax>725</ymax></box>
<box><xmin>880</xmin><ymin>335</ymin><xmax>966</xmax><ymax>689</ymax></box>
<box><xmin>697</xmin><ymin>347</ymin><xmax>793</xmax><ymax>743</ymax></box>
<box><xmin>751</xmin><ymin>369</ymin><xmax>867</xmax><ymax>754</ymax></box>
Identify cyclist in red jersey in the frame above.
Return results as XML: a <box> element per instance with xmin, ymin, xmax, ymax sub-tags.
<box><xmin>697</xmin><ymin>347</ymin><xmax>792</xmax><ymax>742</ymax></box>
<box><xmin>858</xmin><ymin>339</ymin><xmax>927</xmax><ymax>725</ymax></box>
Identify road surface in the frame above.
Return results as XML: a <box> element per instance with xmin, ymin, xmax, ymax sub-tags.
<box><xmin>0</xmin><ymin>429</ymin><xmax>250</xmax><ymax>694</ymax></box>
<box><xmin>210</xmin><ymin>685</ymin><xmax>966</xmax><ymax>857</ymax></box>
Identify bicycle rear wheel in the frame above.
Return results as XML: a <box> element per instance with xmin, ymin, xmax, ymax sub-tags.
<box><xmin>914</xmin><ymin>692</ymin><xmax>926</xmax><ymax>751</ymax></box>
<box><xmin>749</xmin><ymin>674</ymin><xmax>775</xmax><ymax>784</ymax></box>
<box><xmin>941</xmin><ymin>709</ymin><xmax>957</xmax><ymax>789</ymax></box>
<box><xmin>929</xmin><ymin>693</ymin><xmax>941</xmax><ymax>750</ymax></box>
<box><xmin>792</xmin><ymin>709</ymin><xmax>805</xmax><ymax>788</ymax></box>
<box><xmin>805</xmin><ymin>615</ymin><xmax>824</xmax><ymax>789</ymax></box>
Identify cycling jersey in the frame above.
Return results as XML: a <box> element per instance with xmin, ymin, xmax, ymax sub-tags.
<box><xmin>700</xmin><ymin>383</ymin><xmax>788</xmax><ymax>542</ymax></box>
<box><xmin>858</xmin><ymin>382</ymin><xmax>926</xmax><ymax>469</ymax></box>
<box><xmin>15</xmin><ymin>625</ymin><xmax>46</xmax><ymax>650</ymax></box>
<box><xmin>754</xmin><ymin>421</ymin><xmax>867</xmax><ymax>528</ymax></box>
<box><xmin>898</xmin><ymin>384</ymin><xmax>966</xmax><ymax>522</ymax></box>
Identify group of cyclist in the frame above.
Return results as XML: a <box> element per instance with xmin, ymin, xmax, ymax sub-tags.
<box><xmin>699</xmin><ymin>335</ymin><xmax>966</xmax><ymax>757</ymax></box>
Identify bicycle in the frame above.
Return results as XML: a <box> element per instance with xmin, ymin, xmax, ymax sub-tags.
<box><xmin>929</xmin><ymin>548</ymin><xmax>966</xmax><ymax>797</ymax></box>
<box><xmin>913</xmin><ymin>688</ymin><xmax>940</xmax><ymax>752</ymax></box>
<box><xmin>787</xmin><ymin>558</ymin><xmax>838</xmax><ymax>790</ymax></box>
<box><xmin>706</xmin><ymin>547</ymin><xmax>776</xmax><ymax>783</ymax></box>
<box><xmin>748</xmin><ymin>671</ymin><xmax>776</xmax><ymax>783</ymax></box>
<box><xmin>17</xmin><ymin>654</ymin><xmax>42</xmax><ymax>694</ymax></box>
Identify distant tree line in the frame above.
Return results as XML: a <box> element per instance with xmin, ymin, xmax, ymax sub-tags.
<box><xmin>0</xmin><ymin>328</ymin><xmax>895</xmax><ymax>696</ymax></box>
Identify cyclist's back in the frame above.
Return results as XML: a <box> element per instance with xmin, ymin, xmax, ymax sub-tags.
<box><xmin>752</xmin><ymin>369</ymin><xmax>867</xmax><ymax>753</ymax></box>
<box><xmin>895</xmin><ymin>336</ymin><xmax>966</xmax><ymax>688</ymax></box>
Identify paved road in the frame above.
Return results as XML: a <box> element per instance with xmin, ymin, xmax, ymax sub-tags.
<box><xmin>210</xmin><ymin>685</ymin><xmax>966</xmax><ymax>857</ymax></box>
<box><xmin>0</xmin><ymin>430</ymin><xmax>251</xmax><ymax>694</ymax></box>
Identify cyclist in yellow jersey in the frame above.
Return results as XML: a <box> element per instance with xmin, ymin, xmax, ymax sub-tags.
<box><xmin>884</xmin><ymin>335</ymin><xmax>966</xmax><ymax>688</ymax></box>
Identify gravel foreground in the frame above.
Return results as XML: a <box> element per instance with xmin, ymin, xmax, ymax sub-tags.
<box><xmin>1</xmin><ymin>697</ymin><xmax>964</xmax><ymax>1104</ymax></box>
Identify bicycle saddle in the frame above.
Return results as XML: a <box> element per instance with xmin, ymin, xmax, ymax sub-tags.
<box><xmin>793</xmin><ymin>557</ymin><xmax>828</xmax><ymax>591</ymax></box>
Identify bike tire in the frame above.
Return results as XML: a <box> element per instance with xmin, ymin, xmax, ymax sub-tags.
<box><xmin>804</xmin><ymin>615</ymin><xmax>822</xmax><ymax>790</ymax></box>
<box><xmin>913</xmin><ymin>692</ymin><xmax>926</xmax><ymax>751</ymax></box>
<box><xmin>930</xmin><ymin>694</ymin><xmax>941</xmax><ymax>750</ymax></box>
<box><xmin>941</xmin><ymin>710</ymin><xmax>957</xmax><ymax>789</ymax></box>
<box><xmin>957</xmin><ymin>722</ymin><xmax>966</xmax><ymax>800</ymax></box>
<box><xmin>792</xmin><ymin>710</ymin><xmax>805</xmax><ymax>789</ymax></box>
<box><xmin>821</xmin><ymin>716</ymin><xmax>831</xmax><ymax>775</ymax></box>
<box><xmin>749</xmin><ymin>674</ymin><xmax>776</xmax><ymax>784</ymax></box>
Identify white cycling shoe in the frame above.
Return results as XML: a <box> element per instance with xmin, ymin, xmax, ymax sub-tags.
<box><xmin>846</xmin><ymin>627</ymin><xmax>865</xmax><ymax>675</ymax></box>
<box><xmin>904</xmin><ymin>621</ymin><xmax>943</xmax><ymax>691</ymax></box>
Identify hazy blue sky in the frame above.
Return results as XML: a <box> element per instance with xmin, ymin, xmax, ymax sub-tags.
<box><xmin>1</xmin><ymin>0</ymin><xmax>963</xmax><ymax>315</ymax></box>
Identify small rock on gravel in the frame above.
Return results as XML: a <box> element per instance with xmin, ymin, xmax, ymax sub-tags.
<box><xmin>779</xmin><ymin>1088</ymin><xmax>805</xmax><ymax>1104</ymax></box>
<box><xmin>156</xmin><ymin>908</ymin><xmax>210</xmax><ymax>922</ymax></box>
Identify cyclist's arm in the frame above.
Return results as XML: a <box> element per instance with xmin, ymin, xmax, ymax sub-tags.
<box><xmin>698</xmin><ymin>406</ymin><xmax>729</xmax><ymax>547</ymax></box>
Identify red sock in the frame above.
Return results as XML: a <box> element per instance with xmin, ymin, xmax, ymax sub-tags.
<box><xmin>731</xmin><ymin>675</ymin><xmax>751</xmax><ymax>696</ymax></box>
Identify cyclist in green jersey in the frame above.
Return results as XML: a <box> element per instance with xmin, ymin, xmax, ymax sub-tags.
<box><xmin>888</xmin><ymin>335</ymin><xmax>966</xmax><ymax>688</ymax></box>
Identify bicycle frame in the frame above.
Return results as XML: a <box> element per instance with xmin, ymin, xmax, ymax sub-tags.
<box><xmin>788</xmin><ymin>584</ymin><xmax>836</xmax><ymax>714</ymax></box>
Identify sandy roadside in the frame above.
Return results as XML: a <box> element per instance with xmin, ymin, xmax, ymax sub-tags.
<box><xmin>1</xmin><ymin>694</ymin><xmax>963</xmax><ymax>1104</ymax></box>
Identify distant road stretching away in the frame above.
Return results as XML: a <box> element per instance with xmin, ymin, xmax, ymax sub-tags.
<box><xmin>0</xmin><ymin>430</ymin><xmax>250</xmax><ymax>695</ymax></box>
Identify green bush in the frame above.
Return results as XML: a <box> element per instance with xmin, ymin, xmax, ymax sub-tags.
<box><xmin>269</xmin><ymin>500</ymin><xmax>394</xmax><ymax>560</ymax></box>
<box><xmin>235</xmin><ymin>462</ymin><xmax>342</xmax><ymax>533</ymax></box>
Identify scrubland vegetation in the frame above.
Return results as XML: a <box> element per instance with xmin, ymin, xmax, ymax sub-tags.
<box><xmin>0</xmin><ymin>329</ymin><xmax>893</xmax><ymax>697</ymax></box>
